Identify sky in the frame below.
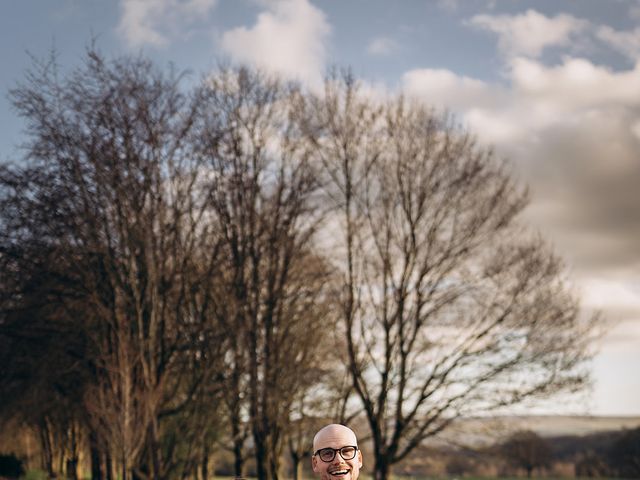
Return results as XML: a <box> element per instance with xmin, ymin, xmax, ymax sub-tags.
<box><xmin>1</xmin><ymin>0</ymin><xmax>639</xmax><ymax>416</ymax></box>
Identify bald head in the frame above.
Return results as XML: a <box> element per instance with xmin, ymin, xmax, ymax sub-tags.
<box><xmin>313</xmin><ymin>424</ymin><xmax>358</xmax><ymax>451</ymax></box>
<box><xmin>311</xmin><ymin>424</ymin><xmax>362</xmax><ymax>480</ymax></box>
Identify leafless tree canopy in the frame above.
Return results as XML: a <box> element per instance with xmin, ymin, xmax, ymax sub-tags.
<box><xmin>499</xmin><ymin>430</ymin><xmax>552</xmax><ymax>478</ymax></box>
<box><xmin>303</xmin><ymin>75</ymin><xmax>597</xmax><ymax>480</ymax></box>
<box><xmin>0</xmin><ymin>51</ymin><xmax>597</xmax><ymax>480</ymax></box>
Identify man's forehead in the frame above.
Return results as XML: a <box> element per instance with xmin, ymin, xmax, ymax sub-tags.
<box><xmin>313</xmin><ymin>424</ymin><xmax>358</xmax><ymax>450</ymax></box>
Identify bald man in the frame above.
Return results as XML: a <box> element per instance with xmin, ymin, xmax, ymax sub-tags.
<box><xmin>311</xmin><ymin>424</ymin><xmax>362</xmax><ymax>480</ymax></box>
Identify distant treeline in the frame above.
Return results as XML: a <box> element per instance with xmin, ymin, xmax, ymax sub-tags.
<box><xmin>388</xmin><ymin>427</ymin><xmax>640</xmax><ymax>478</ymax></box>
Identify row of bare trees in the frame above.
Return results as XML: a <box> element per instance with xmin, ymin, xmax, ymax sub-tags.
<box><xmin>0</xmin><ymin>48</ymin><xmax>597</xmax><ymax>480</ymax></box>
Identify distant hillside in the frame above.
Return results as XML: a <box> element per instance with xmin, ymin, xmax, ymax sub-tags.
<box><xmin>494</xmin><ymin>415</ymin><xmax>640</xmax><ymax>437</ymax></box>
<box><xmin>428</xmin><ymin>415</ymin><xmax>640</xmax><ymax>447</ymax></box>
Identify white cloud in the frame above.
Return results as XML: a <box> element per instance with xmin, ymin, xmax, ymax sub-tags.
<box><xmin>402</xmin><ymin>68</ymin><xmax>499</xmax><ymax>111</ymax></box>
<box><xmin>437</xmin><ymin>0</ymin><xmax>458</xmax><ymax>13</ymax></box>
<box><xmin>581</xmin><ymin>277</ymin><xmax>640</xmax><ymax>312</ymax></box>
<box><xmin>117</xmin><ymin>0</ymin><xmax>217</xmax><ymax>48</ymax></box>
<box><xmin>403</xmin><ymin>56</ymin><xmax>640</xmax><ymax>150</ymax></box>
<box><xmin>630</xmin><ymin>1</ymin><xmax>640</xmax><ymax>21</ymax></box>
<box><xmin>442</xmin><ymin>58</ymin><xmax>640</xmax><ymax>144</ymax></box>
<box><xmin>509</xmin><ymin>57</ymin><xmax>640</xmax><ymax>110</ymax></box>
<box><xmin>417</xmin><ymin>56</ymin><xmax>640</xmax><ymax>145</ymax></box>
<box><xmin>597</xmin><ymin>26</ymin><xmax>640</xmax><ymax>62</ymax></box>
<box><xmin>367</xmin><ymin>36</ymin><xmax>399</xmax><ymax>56</ymax></box>
<box><xmin>470</xmin><ymin>9</ymin><xmax>588</xmax><ymax>58</ymax></box>
<box><xmin>401</xmin><ymin>57</ymin><xmax>640</xmax><ymax>295</ymax></box>
<box><xmin>402</xmin><ymin>57</ymin><xmax>640</xmax><ymax>358</ymax></box>
<box><xmin>220</xmin><ymin>0</ymin><xmax>330</xmax><ymax>88</ymax></box>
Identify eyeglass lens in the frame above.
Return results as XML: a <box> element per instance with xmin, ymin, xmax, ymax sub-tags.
<box><xmin>317</xmin><ymin>446</ymin><xmax>357</xmax><ymax>462</ymax></box>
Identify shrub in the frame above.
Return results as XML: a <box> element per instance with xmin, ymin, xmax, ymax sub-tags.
<box><xmin>0</xmin><ymin>454</ymin><xmax>25</xmax><ymax>479</ymax></box>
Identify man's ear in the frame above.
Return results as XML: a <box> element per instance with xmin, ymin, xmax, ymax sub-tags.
<box><xmin>358</xmin><ymin>450</ymin><xmax>363</xmax><ymax>468</ymax></box>
<box><xmin>312</xmin><ymin>454</ymin><xmax>319</xmax><ymax>473</ymax></box>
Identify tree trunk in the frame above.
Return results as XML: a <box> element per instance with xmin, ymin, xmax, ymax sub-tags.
<box><xmin>254</xmin><ymin>439</ymin><xmax>268</xmax><ymax>480</ymax></box>
<box><xmin>234</xmin><ymin>442</ymin><xmax>244</xmax><ymax>478</ymax></box>
<box><xmin>105</xmin><ymin>452</ymin><xmax>114</xmax><ymax>480</ymax></box>
<box><xmin>201</xmin><ymin>443</ymin><xmax>210</xmax><ymax>480</ymax></box>
<box><xmin>89</xmin><ymin>446</ymin><xmax>102</xmax><ymax>480</ymax></box>
<box><xmin>38</xmin><ymin>419</ymin><xmax>55</xmax><ymax>478</ymax></box>
<box><xmin>232</xmin><ymin>422</ymin><xmax>244</xmax><ymax>478</ymax></box>
<box><xmin>269</xmin><ymin>450</ymin><xmax>280</xmax><ymax>480</ymax></box>
<box><xmin>148</xmin><ymin>421</ymin><xmax>161</xmax><ymax>480</ymax></box>
<box><xmin>374</xmin><ymin>455</ymin><xmax>391</xmax><ymax>480</ymax></box>
<box><xmin>67</xmin><ymin>424</ymin><xmax>79</xmax><ymax>480</ymax></box>
<box><xmin>66</xmin><ymin>457</ymin><xmax>79</xmax><ymax>480</ymax></box>
<box><xmin>291</xmin><ymin>455</ymin><xmax>301</xmax><ymax>480</ymax></box>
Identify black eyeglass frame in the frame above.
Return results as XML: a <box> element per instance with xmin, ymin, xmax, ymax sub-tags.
<box><xmin>313</xmin><ymin>446</ymin><xmax>358</xmax><ymax>463</ymax></box>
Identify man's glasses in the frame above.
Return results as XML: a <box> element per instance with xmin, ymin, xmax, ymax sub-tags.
<box><xmin>313</xmin><ymin>446</ymin><xmax>358</xmax><ymax>463</ymax></box>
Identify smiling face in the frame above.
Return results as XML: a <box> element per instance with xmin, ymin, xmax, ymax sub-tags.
<box><xmin>312</xmin><ymin>424</ymin><xmax>362</xmax><ymax>480</ymax></box>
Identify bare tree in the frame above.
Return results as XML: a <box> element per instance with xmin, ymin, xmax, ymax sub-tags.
<box><xmin>2</xmin><ymin>48</ymin><xmax>227</xmax><ymax>480</ymax></box>
<box><xmin>304</xmin><ymin>75</ymin><xmax>597</xmax><ymax>480</ymax></box>
<box><xmin>284</xmin><ymin>307</ymin><xmax>359</xmax><ymax>480</ymax></box>
<box><xmin>195</xmin><ymin>67</ymin><xmax>333</xmax><ymax>480</ymax></box>
<box><xmin>575</xmin><ymin>450</ymin><xmax>609</xmax><ymax>478</ymax></box>
<box><xmin>3</xmin><ymin>51</ymin><xmax>338</xmax><ymax>480</ymax></box>
<box><xmin>84</xmin><ymin>328</ymin><xmax>153</xmax><ymax>480</ymax></box>
<box><xmin>609</xmin><ymin>427</ymin><xmax>640</xmax><ymax>478</ymax></box>
<box><xmin>0</xmin><ymin>239</ymin><xmax>93</xmax><ymax>478</ymax></box>
<box><xmin>500</xmin><ymin>430</ymin><xmax>552</xmax><ymax>477</ymax></box>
